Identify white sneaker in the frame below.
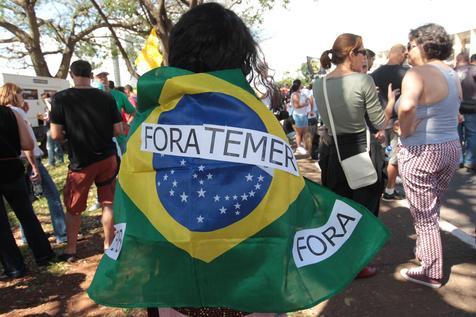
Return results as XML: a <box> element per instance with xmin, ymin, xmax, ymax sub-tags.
<box><xmin>296</xmin><ymin>146</ymin><xmax>307</xmax><ymax>155</ymax></box>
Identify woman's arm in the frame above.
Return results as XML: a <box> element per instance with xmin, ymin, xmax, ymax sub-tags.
<box><xmin>292</xmin><ymin>93</ymin><xmax>308</xmax><ymax>109</ymax></box>
<box><xmin>363</xmin><ymin>76</ymin><xmax>385</xmax><ymax>130</ymax></box>
<box><xmin>13</xmin><ymin>110</ymin><xmax>34</xmax><ymax>151</ymax></box>
<box><xmin>398</xmin><ymin>69</ymin><xmax>423</xmax><ymax>138</ymax></box>
<box><xmin>381</xmin><ymin>83</ymin><xmax>399</xmax><ymax>129</ymax></box>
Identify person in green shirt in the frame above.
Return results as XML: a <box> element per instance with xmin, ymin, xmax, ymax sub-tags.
<box><xmin>94</xmin><ymin>72</ymin><xmax>135</xmax><ymax>154</ymax></box>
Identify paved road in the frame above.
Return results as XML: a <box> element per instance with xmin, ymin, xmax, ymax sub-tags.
<box><xmin>294</xmin><ymin>159</ymin><xmax>476</xmax><ymax>317</ymax></box>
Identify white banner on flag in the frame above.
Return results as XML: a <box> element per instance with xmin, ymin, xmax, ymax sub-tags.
<box><xmin>292</xmin><ymin>200</ymin><xmax>362</xmax><ymax>268</ymax></box>
<box><xmin>140</xmin><ymin>123</ymin><xmax>299</xmax><ymax>176</ymax></box>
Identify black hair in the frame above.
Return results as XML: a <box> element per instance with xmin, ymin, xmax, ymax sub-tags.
<box><xmin>70</xmin><ymin>60</ymin><xmax>92</xmax><ymax>77</ymax></box>
<box><xmin>471</xmin><ymin>54</ymin><xmax>476</xmax><ymax>63</ymax></box>
<box><xmin>409</xmin><ymin>23</ymin><xmax>453</xmax><ymax>60</ymax></box>
<box><xmin>366</xmin><ymin>49</ymin><xmax>375</xmax><ymax>58</ymax></box>
<box><xmin>108</xmin><ymin>80</ymin><xmax>115</xmax><ymax>89</ymax></box>
<box><xmin>267</xmin><ymin>84</ymin><xmax>283</xmax><ymax>112</ymax></box>
<box><xmin>289</xmin><ymin>79</ymin><xmax>301</xmax><ymax>96</ymax></box>
<box><xmin>168</xmin><ymin>3</ymin><xmax>273</xmax><ymax>92</ymax></box>
<box><xmin>116</xmin><ymin>86</ymin><xmax>125</xmax><ymax>93</ymax></box>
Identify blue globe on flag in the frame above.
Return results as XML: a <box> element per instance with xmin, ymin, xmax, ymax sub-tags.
<box><xmin>153</xmin><ymin>92</ymin><xmax>273</xmax><ymax>232</ymax></box>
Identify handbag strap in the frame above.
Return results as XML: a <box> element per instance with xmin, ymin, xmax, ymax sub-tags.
<box><xmin>322</xmin><ymin>76</ymin><xmax>370</xmax><ymax>164</ymax></box>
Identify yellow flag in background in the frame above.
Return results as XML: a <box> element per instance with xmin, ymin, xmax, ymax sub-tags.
<box><xmin>135</xmin><ymin>28</ymin><xmax>163</xmax><ymax>74</ymax></box>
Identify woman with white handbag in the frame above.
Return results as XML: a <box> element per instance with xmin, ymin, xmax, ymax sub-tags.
<box><xmin>313</xmin><ymin>33</ymin><xmax>396</xmax><ymax>278</ymax></box>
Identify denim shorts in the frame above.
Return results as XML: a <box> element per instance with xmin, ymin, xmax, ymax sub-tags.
<box><xmin>292</xmin><ymin>113</ymin><xmax>308</xmax><ymax>128</ymax></box>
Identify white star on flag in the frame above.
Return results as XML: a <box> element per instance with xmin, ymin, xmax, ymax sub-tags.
<box><xmin>234</xmin><ymin>202</ymin><xmax>241</xmax><ymax>209</ymax></box>
<box><xmin>197</xmin><ymin>215</ymin><xmax>204</xmax><ymax>223</ymax></box>
<box><xmin>169</xmin><ymin>189</ymin><xmax>175</xmax><ymax>196</ymax></box>
<box><xmin>172</xmin><ymin>180</ymin><xmax>178</xmax><ymax>187</ymax></box>
<box><xmin>198</xmin><ymin>165</ymin><xmax>205</xmax><ymax>171</ymax></box>
<box><xmin>157</xmin><ymin>181</ymin><xmax>161</xmax><ymax>187</ymax></box>
<box><xmin>255</xmin><ymin>183</ymin><xmax>261</xmax><ymax>190</ymax></box>
<box><xmin>249</xmin><ymin>190</ymin><xmax>255</xmax><ymax>197</ymax></box>
<box><xmin>193</xmin><ymin>173</ymin><xmax>198</xmax><ymax>179</ymax></box>
<box><xmin>197</xmin><ymin>188</ymin><xmax>206</xmax><ymax>197</ymax></box>
<box><xmin>233</xmin><ymin>195</ymin><xmax>238</xmax><ymax>200</ymax></box>
<box><xmin>207</xmin><ymin>173</ymin><xmax>213</xmax><ymax>180</ymax></box>
<box><xmin>163</xmin><ymin>174</ymin><xmax>168</xmax><ymax>181</ymax></box>
<box><xmin>199</xmin><ymin>180</ymin><xmax>204</xmax><ymax>185</ymax></box>
<box><xmin>180</xmin><ymin>159</ymin><xmax>186</xmax><ymax>166</ymax></box>
<box><xmin>245</xmin><ymin>173</ymin><xmax>253</xmax><ymax>181</ymax></box>
<box><xmin>225</xmin><ymin>195</ymin><xmax>230</xmax><ymax>201</ymax></box>
<box><xmin>235</xmin><ymin>211</ymin><xmax>240</xmax><ymax>215</ymax></box>
<box><xmin>180</xmin><ymin>192</ymin><xmax>188</xmax><ymax>202</ymax></box>
<box><xmin>258</xmin><ymin>175</ymin><xmax>264</xmax><ymax>182</ymax></box>
<box><xmin>170</xmin><ymin>170</ymin><xmax>175</xmax><ymax>175</ymax></box>
<box><xmin>213</xmin><ymin>195</ymin><xmax>220</xmax><ymax>202</ymax></box>
<box><xmin>219</xmin><ymin>206</ymin><xmax>227</xmax><ymax>214</ymax></box>
<box><xmin>241</xmin><ymin>193</ymin><xmax>248</xmax><ymax>201</ymax></box>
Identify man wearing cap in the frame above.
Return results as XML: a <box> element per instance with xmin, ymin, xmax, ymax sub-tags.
<box><xmin>50</xmin><ymin>60</ymin><xmax>123</xmax><ymax>261</ymax></box>
<box><xmin>95</xmin><ymin>71</ymin><xmax>136</xmax><ymax>155</ymax></box>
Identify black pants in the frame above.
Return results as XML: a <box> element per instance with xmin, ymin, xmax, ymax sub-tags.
<box><xmin>320</xmin><ymin>131</ymin><xmax>385</xmax><ymax>216</ymax></box>
<box><xmin>0</xmin><ymin>176</ymin><xmax>54</xmax><ymax>273</ymax></box>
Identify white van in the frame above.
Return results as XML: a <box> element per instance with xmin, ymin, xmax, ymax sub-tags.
<box><xmin>0</xmin><ymin>73</ymin><xmax>70</xmax><ymax>143</ymax></box>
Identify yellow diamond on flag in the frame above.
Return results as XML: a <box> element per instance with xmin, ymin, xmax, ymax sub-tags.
<box><xmin>135</xmin><ymin>28</ymin><xmax>163</xmax><ymax>73</ymax></box>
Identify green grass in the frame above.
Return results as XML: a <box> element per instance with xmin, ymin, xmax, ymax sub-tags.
<box><xmin>45</xmin><ymin>261</ymin><xmax>70</xmax><ymax>276</ymax></box>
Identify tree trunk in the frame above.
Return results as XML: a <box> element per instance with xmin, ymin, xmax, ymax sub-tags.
<box><xmin>29</xmin><ymin>45</ymin><xmax>52</xmax><ymax>77</ymax></box>
<box><xmin>155</xmin><ymin>27</ymin><xmax>169</xmax><ymax>65</ymax></box>
<box><xmin>24</xmin><ymin>1</ymin><xmax>52</xmax><ymax>77</ymax></box>
<box><xmin>54</xmin><ymin>45</ymin><xmax>74</xmax><ymax>79</ymax></box>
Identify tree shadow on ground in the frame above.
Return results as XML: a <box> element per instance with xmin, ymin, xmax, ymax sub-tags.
<box><xmin>315</xmin><ymin>205</ymin><xmax>476</xmax><ymax>317</ymax></box>
<box><xmin>0</xmin><ymin>272</ymin><xmax>85</xmax><ymax>315</ymax></box>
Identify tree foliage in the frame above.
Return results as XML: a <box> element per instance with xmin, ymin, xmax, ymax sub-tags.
<box><xmin>0</xmin><ymin>0</ymin><xmax>287</xmax><ymax>78</ymax></box>
<box><xmin>0</xmin><ymin>0</ymin><xmax>141</xmax><ymax>78</ymax></box>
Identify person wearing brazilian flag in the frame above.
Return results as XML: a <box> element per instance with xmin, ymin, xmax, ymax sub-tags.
<box><xmin>88</xmin><ymin>3</ymin><xmax>389</xmax><ymax>316</ymax></box>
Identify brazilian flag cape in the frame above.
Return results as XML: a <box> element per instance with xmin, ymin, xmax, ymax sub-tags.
<box><xmin>88</xmin><ymin>67</ymin><xmax>389</xmax><ymax>313</ymax></box>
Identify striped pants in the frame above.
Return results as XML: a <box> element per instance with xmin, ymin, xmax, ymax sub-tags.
<box><xmin>398</xmin><ymin>140</ymin><xmax>460</xmax><ymax>279</ymax></box>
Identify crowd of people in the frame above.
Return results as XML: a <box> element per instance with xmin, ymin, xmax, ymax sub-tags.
<box><xmin>0</xmin><ymin>2</ymin><xmax>475</xmax><ymax>315</ymax></box>
<box><xmin>263</xmin><ymin>25</ymin><xmax>474</xmax><ymax>288</ymax></box>
<box><xmin>0</xmin><ymin>63</ymin><xmax>137</xmax><ymax>274</ymax></box>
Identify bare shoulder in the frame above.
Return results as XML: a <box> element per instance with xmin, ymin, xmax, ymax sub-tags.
<box><xmin>402</xmin><ymin>67</ymin><xmax>423</xmax><ymax>85</ymax></box>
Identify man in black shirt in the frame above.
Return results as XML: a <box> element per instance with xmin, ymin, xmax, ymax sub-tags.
<box><xmin>50</xmin><ymin>60</ymin><xmax>123</xmax><ymax>261</ymax></box>
<box><xmin>371</xmin><ymin>44</ymin><xmax>409</xmax><ymax>200</ymax></box>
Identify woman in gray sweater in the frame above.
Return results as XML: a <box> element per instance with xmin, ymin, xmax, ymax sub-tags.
<box><xmin>313</xmin><ymin>33</ymin><xmax>395</xmax><ymax>278</ymax></box>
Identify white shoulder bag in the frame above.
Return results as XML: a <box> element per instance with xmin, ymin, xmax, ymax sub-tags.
<box><xmin>322</xmin><ymin>76</ymin><xmax>378</xmax><ymax>190</ymax></box>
